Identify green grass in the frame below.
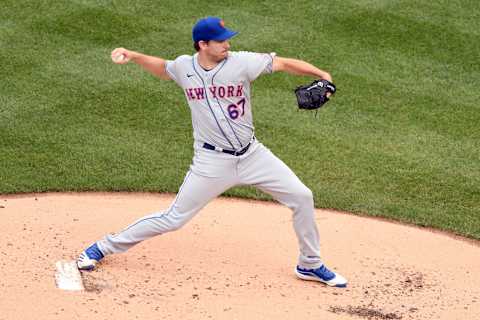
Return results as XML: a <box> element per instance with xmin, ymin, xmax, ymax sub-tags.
<box><xmin>1</xmin><ymin>1</ymin><xmax>479</xmax><ymax>238</ymax></box>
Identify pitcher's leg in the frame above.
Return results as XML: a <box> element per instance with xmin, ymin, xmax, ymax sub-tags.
<box><xmin>77</xmin><ymin>147</ymin><xmax>240</xmax><ymax>271</ymax></box>
<box><xmin>98</xmin><ymin>170</ymin><xmax>234</xmax><ymax>255</ymax></box>
<box><xmin>239</xmin><ymin>144</ymin><xmax>321</xmax><ymax>269</ymax></box>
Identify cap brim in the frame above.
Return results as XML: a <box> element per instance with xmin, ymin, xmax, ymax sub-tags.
<box><xmin>212</xmin><ymin>29</ymin><xmax>238</xmax><ymax>41</ymax></box>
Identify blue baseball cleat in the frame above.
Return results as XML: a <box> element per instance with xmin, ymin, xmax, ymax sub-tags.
<box><xmin>295</xmin><ymin>264</ymin><xmax>348</xmax><ymax>288</ymax></box>
<box><xmin>77</xmin><ymin>243</ymin><xmax>104</xmax><ymax>271</ymax></box>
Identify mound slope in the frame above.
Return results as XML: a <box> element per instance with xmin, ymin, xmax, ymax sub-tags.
<box><xmin>0</xmin><ymin>193</ymin><xmax>478</xmax><ymax>319</ymax></box>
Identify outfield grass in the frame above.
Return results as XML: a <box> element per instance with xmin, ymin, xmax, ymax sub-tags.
<box><xmin>1</xmin><ymin>1</ymin><xmax>479</xmax><ymax>238</ymax></box>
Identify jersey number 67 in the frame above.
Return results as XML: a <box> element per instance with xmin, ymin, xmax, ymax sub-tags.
<box><xmin>227</xmin><ymin>98</ymin><xmax>246</xmax><ymax>120</ymax></box>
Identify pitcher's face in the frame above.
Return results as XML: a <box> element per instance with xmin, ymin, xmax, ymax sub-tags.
<box><xmin>202</xmin><ymin>40</ymin><xmax>230</xmax><ymax>61</ymax></box>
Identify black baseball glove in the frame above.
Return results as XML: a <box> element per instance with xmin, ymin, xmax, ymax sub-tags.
<box><xmin>294</xmin><ymin>79</ymin><xmax>336</xmax><ymax>110</ymax></box>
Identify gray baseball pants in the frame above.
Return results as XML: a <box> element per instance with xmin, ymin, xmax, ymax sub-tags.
<box><xmin>97</xmin><ymin>140</ymin><xmax>323</xmax><ymax>269</ymax></box>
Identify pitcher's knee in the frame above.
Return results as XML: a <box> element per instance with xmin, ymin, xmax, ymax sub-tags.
<box><xmin>291</xmin><ymin>186</ymin><xmax>314</xmax><ymax>207</ymax></box>
<box><xmin>161</xmin><ymin>209</ymin><xmax>197</xmax><ymax>232</ymax></box>
<box><xmin>166</xmin><ymin>217</ymin><xmax>188</xmax><ymax>232</ymax></box>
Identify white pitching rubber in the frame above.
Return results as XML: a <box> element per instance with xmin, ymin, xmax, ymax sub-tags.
<box><xmin>55</xmin><ymin>260</ymin><xmax>85</xmax><ymax>291</ymax></box>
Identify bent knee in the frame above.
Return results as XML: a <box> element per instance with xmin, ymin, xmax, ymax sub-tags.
<box><xmin>160</xmin><ymin>210</ymin><xmax>194</xmax><ymax>232</ymax></box>
<box><xmin>166</xmin><ymin>218</ymin><xmax>188</xmax><ymax>232</ymax></box>
<box><xmin>297</xmin><ymin>186</ymin><xmax>314</xmax><ymax>202</ymax></box>
<box><xmin>289</xmin><ymin>186</ymin><xmax>314</xmax><ymax>208</ymax></box>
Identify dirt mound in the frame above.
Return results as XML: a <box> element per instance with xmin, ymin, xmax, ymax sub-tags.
<box><xmin>1</xmin><ymin>193</ymin><xmax>478</xmax><ymax>319</ymax></box>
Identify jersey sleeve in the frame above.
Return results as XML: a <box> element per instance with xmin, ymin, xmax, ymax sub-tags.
<box><xmin>165</xmin><ymin>55</ymin><xmax>191</xmax><ymax>87</ymax></box>
<box><xmin>165</xmin><ymin>55</ymin><xmax>192</xmax><ymax>88</ymax></box>
<box><xmin>165</xmin><ymin>59</ymin><xmax>180</xmax><ymax>84</ymax></box>
<box><xmin>240</xmin><ymin>51</ymin><xmax>276</xmax><ymax>82</ymax></box>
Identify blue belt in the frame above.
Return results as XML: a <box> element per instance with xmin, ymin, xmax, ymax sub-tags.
<box><xmin>203</xmin><ymin>139</ymin><xmax>253</xmax><ymax>156</ymax></box>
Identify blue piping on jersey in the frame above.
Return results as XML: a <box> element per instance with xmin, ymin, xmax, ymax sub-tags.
<box><xmin>266</xmin><ymin>53</ymin><xmax>275</xmax><ymax>74</ymax></box>
<box><xmin>191</xmin><ymin>57</ymin><xmax>235</xmax><ymax>150</ymax></box>
<box><xmin>211</xmin><ymin>64</ymin><xmax>244</xmax><ymax>148</ymax></box>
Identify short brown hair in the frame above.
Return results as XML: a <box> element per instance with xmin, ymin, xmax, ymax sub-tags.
<box><xmin>194</xmin><ymin>40</ymin><xmax>209</xmax><ymax>52</ymax></box>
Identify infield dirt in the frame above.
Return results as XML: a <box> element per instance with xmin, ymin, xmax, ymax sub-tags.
<box><xmin>0</xmin><ymin>193</ymin><xmax>478</xmax><ymax>319</ymax></box>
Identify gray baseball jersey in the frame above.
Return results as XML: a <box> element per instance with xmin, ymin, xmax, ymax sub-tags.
<box><xmin>165</xmin><ymin>51</ymin><xmax>275</xmax><ymax>151</ymax></box>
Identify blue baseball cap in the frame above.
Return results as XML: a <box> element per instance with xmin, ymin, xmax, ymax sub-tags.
<box><xmin>192</xmin><ymin>17</ymin><xmax>238</xmax><ymax>42</ymax></box>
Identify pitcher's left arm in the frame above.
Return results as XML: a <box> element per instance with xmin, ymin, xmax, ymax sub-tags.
<box><xmin>272</xmin><ymin>57</ymin><xmax>332</xmax><ymax>82</ymax></box>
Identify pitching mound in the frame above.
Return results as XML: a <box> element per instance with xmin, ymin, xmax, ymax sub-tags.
<box><xmin>1</xmin><ymin>193</ymin><xmax>479</xmax><ymax>319</ymax></box>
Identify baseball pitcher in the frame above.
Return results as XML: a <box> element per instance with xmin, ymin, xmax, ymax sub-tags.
<box><xmin>77</xmin><ymin>17</ymin><xmax>347</xmax><ymax>288</ymax></box>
